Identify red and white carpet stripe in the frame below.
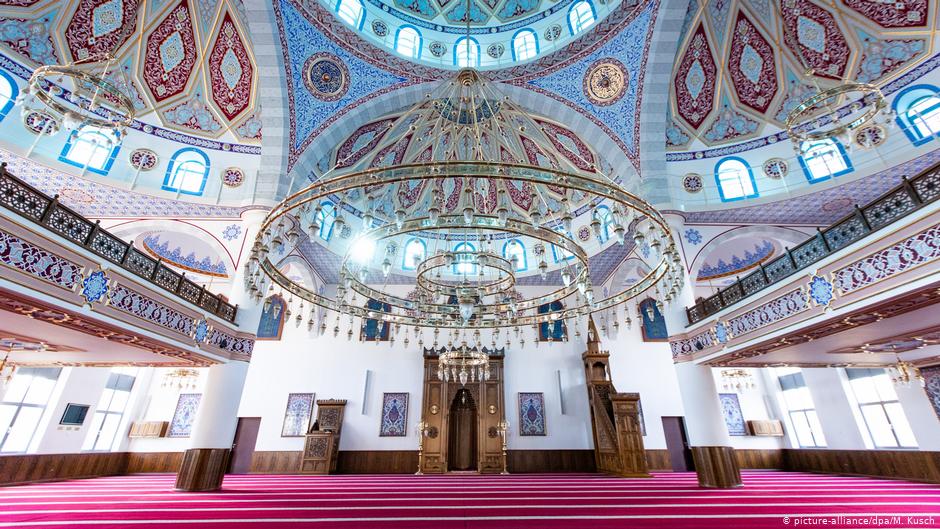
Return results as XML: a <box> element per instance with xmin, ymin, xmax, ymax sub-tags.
<box><xmin>0</xmin><ymin>471</ymin><xmax>938</xmax><ymax>528</ymax></box>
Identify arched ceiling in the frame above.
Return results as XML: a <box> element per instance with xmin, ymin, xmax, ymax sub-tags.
<box><xmin>667</xmin><ymin>0</ymin><xmax>937</xmax><ymax>150</ymax></box>
<box><xmin>0</xmin><ymin>0</ymin><xmax>261</xmax><ymax>143</ymax></box>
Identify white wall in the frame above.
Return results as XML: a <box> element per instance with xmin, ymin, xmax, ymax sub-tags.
<box><xmin>709</xmin><ymin>368</ymin><xmax>785</xmax><ymax>450</ymax></box>
<box><xmin>802</xmin><ymin>368</ymin><xmax>869</xmax><ymax>450</ymax></box>
<box><xmin>126</xmin><ymin>368</ymin><xmax>208</xmax><ymax>453</ymax></box>
<box><xmin>32</xmin><ymin>368</ymin><xmax>110</xmax><ymax>454</ymax></box>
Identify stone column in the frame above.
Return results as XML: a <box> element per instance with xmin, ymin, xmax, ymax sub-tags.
<box><xmin>675</xmin><ymin>362</ymin><xmax>742</xmax><ymax>488</ymax></box>
<box><xmin>175</xmin><ymin>361</ymin><xmax>249</xmax><ymax>492</ymax></box>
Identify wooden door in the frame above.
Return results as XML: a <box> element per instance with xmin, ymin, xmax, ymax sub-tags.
<box><xmin>662</xmin><ymin>416</ymin><xmax>695</xmax><ymax>472</ymax></box>
<box><xmin>229</xmin><ymin>417</ymin><xmax>261</xmax><ymax>474</ymax></box>
<box><xmin>447</xmin><ymin>389</ymin><xmax>478</xmax><ymax>471</ymax></box>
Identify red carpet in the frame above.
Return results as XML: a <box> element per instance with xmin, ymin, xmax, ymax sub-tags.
<box><xmin>0</xmin><ymin>471</ymin><xmax>938</xmax><ymax>528</ymax></box>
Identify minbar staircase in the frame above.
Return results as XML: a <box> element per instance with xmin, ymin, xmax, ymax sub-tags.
<box><xmin>582</xmin><ymin>318</ymin><xmax>649</xmax><ymax>477</ymax></box>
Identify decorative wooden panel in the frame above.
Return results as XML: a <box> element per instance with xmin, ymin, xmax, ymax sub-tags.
<box><xmin>0</xmin><ymin>453</ymin><xmax>126</xmax><ymax>486</ymax></box>
<box><xmin>507</xmin><ymin>450</ymin><xmax>596</xmax><ymax>473</ymax></box>
<box><xmin>747</xmin><ymin>420</ymin><xmax>784</xmax><ymax>436</ymax></box>
<box><xmin>128</xmin><ymin>421</ymin><xmax>169</xmax><ymax>438</ymax></box>
<box><xmin>783</xmin><ymin>449</ymin><xmax>940</xmax><ymax>484</ymax></box>
<box><xmin>300</xmin><ymin>400</ymin><xmax>347</xmax><ymax>474</ymax></box>
<box><xmin>126</xmin><ymin>452</ymin><xmax>183</xmax><ymax>473</ymax></box>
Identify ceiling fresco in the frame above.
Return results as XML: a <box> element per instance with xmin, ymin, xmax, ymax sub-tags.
<box><xmin>0</xmin><ymin>0</ymin><xmax>262</xmax><ymax>143</ymax></box>
<box><xmin>667</xmin><ymin>0</ymin><xmax>938</xmax><ymax>150</ymax></box>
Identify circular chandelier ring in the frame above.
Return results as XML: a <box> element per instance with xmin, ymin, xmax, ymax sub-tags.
<box><xmin>415</xmin><ymin>251</ymin><xmax>517</xmax><ymax>298</ymax></box>
<box><xmin>261</xmin><ymin>161</ymin><xmax>671</xmax><ymax>238</ymax></box>
<box><xmin>29</xmin><ymin>64</ymin><xmax>136</xmax><ymax>132</ymax></box>
<box><xmin>785</xmin><ymin>82</ymin><xmax>887</xmax><ymax>144</ymax></box>
<box><xmin>337</xmin><ymin>215</ymin><xmax>591</xmax><ymax>318</ymax></box>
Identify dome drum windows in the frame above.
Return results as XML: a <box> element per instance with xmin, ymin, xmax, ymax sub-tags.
<box><xmin>336</xmin><ymin>0</ymin><xmax>366</xmax><ymax>29</ymax></box>
<box><xmin>454</xmin><ymin>37</ymin><xmax>480</xmax><ymax>68</ymax></box>
<box><xmin>162</xmin><ymin>148</ymin><xmax>210</xmax><ymax>196</ymax></box>
<box><xmin>894</xmin><ymin>85</ymin><xmax>940</xmax><ymax>146</ymax></box>
<box><xmin>568</xmin><ymin>0</ymin><xmax>596</xmax><ymax>35</ymax></box>
<box><xmin>402</xmin><ymin>237</ymin><xmax>426</xmax><ymax>270</ymax></box>
<box><xmin>798</xmin><ymin>139</ymin><xmax>852</xmax><ymax>183</ymax></box>
<box><xmin>59</xmin><ymin>125</ymin><xmax>121</xmax><ymax>176</ymax></box>
<box><xmin>511</xmin><ymin>29</ymin><xmax>538</xmax><ymax>62</ymax></box>
<box><xmin>714</xmin><ymin>157</ymin><xmax>758</xmax><ymax>202</ymax></box>
<box><xmin>0</xmin><ymin>70</ymin><xmax>17</xmax><ymax>123</ymax></box>
<box><xmin>395</xmin><ymin>26</ymin><xmax>422</xmax><ymax>59</ymax></box>
<box><xmin>502</xmin><ymin>239</ymin><xmax>527</xmax><ymax>271</ymax></box>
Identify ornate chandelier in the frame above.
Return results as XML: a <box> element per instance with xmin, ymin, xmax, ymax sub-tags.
<box><xmin>437</xmin><ymin>345</ymin><xmax>490</xmax><ymax>386</ymax></box>
<box><xmin>780</xmin><ymin>4</ymin><xmax>890</xmax><ymax>149</ymax></box>
<box><xmin>161</xmin><ymin>368</ymin><xmax>200</xmax><ymax>391</ymax></box>
<box><xmin>719</xmin><ymin>369</ymin><xmax>755</xmax><ymax>392</ymax></box>
<box><xmin>19</xmin><ymin>54</ymin><xmax>136</xmax><ymax>135</ymax></box>
<box><xmin>888</xmin><ymin>359</ymin><xmax>924</xmax><ymax>388</ymax></box>
<box><xmin>247</xmin><ymin>68</ymin><xmax>683</xmax><ymax>345</ymax></box>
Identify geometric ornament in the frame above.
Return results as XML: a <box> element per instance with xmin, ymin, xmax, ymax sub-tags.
<box><xmin>143</xmin><ymin>0</ymin><xmax>199</xmax><ymax>102</ymax></box>
<box><xmin>762</xmin><ymin>158</ymin><xmax>788</xmax><ymax>179</ymax></box>
<box><xmin>683</xmin><ymin>173</ymin><xmax>703</xmax><ymax>193</ymax></box>
<box><xmin>808</xmin><ymin>275</ymin><xmax>834</xmax><ymax>307</ymax></box>
<box><xmin>583</xmin><ymin>58</ymin><xmax>629</xmax><ymax>106</ymax></box>
<box><xmin>719</xmin><ymin>393</ymin><xmax>746</xmax><ymax>436</ymax></box>
<box><xmin>781</xmin><ymin>0</ymin><xmax>850</xmax><ymax>80</ymax></box>
<box><xmin>674</xmin><ymin>23</ymin><xmax>717</xmax><ymax>129</ymax></box>
<box><xmin>129</xmin><ymin>149</ymin><xmax>158</xmax><ymax>170</ymax></box>
<box><xmin>64</xmin><ymin>0</ymin><xmax>141</xmax><ymax>62</ymax></box>
<box><xmin>727</xmin><ymin>11</ymin><xmax>777</xmax><ymax>114</ymax></box>
<box><xmin>208</xmin><ymin>12</ymin><xmax>254</xmax><ymax>121</ymax></box>
<box><xmin>222</xmin><ymin>167</ymin><xmax>245</xmax><ymax>187</ymax></box>
<box><xmin>303</xmin><ymin>52</ymin><xmax>349</xmax><ymax>102</ymax></box>
<box><xmin>80</xmin><ymin>269</ymin><xmax>110</xmax><ymax>304</ymax></box>
<box><xmin>193</xmin><ymin>318</ymin><xmax>209</xmax><ymax>343</ymax></box>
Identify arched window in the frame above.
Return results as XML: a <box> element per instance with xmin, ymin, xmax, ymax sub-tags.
<box><xmin>402</xmin><ymin>237</ymin><xmax>426</xmax><ymax>270</ymax></box>
<box><xmin>0</xmin><ymin>70</ymin><xmax>18</xmax><ymax>122</ymax></box>
<box><xmin>894</xmin><ymin>85</ymin><xmax>940</xmax><ymax>145</ymax></box>
<box><xmin>594</xmin><ymin>205</ymin><xmax>613</xmax><ymax>243</ymax></box>
<box><xmin>454</xmin><ymin>36</ymin><xmax>480</xmax><ymax>68</ymax></box>
<box><xmin>395</xmin><ymin>26</ymin><xmax>422</xmax><ymax>59</ymax></box>
<box><xmin>453</xmin><ymin>242</ymin><xmax>477</xmax><ymax>275</ymax></box>
<box><xmin>551</xmin><ymin>227</ymin><xmax>574</xmax><ymax>263</ymax></box>
<box><xmin>335</xmin><ymin>0</ymin><xmax>365</xmax><ymax>28</ymax></box>
<box><xmin>538</xmin><ymin>301</ymin><xmax>567</xmax><ymax>341</ymax></box>
<box><xmin>361</xmin><ymin>298</ymin><xmax>391</xmax><ymax>341</ymax></box>
<box><xmin>798</xmin><ymin>139</ymin><xmax>852</xmax><ymax>183</ymax></box>
<box><xmin>162</xmin><ymin>148</ymin><xmax>210</xmax><ymax>195</ymax></box>
<box><xmin>511</xmin><ymin>29</ymin><xmax>538</xmax><ymax>62</ymax></box>
<box><xmin>714</xmin><ymin>157</ymin><xmax>758</xmax><ymax>202</ymax></box>
<box><xmin>59</xmin><ymin>125</ymin><xmax>121</xmax><ymax>175</ymax></box>
<box><xmin>568</xmin><ymin>0</ymin><xmax>596</xmax><ymax>35</ymax></box>
<box><xmin>317</xmin><ymin>201</ymin><xmax>337</xmax><ymax>241</ymax></box>
<box><xmin>502</xmin><ymin>239</ymin><xmax>527</xmax><ymax>271</ymax></box>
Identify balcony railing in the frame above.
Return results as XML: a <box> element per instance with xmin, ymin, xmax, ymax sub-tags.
<box><xmin>0</xmin><ymin>162</ymin><xmax>238</xmax><ymax>323</ymax></box>
<box><xmin>686</xmin><ymin>162</ymin><xmax>940</xmax><ymax>325</ymax></box>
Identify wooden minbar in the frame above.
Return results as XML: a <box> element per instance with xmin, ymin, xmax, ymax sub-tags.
<box><xmin>582</xmin><ymin>318</ymin><xmax>649</xmax><ymax>477</ymax></box>
<box><xmin>300</xmin><ymin>399</ymin><xmax>347</xmax><ymax>474</ymax></box>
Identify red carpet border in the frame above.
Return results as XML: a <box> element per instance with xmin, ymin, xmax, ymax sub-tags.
<box><xmin>0</xmin><ymin>470</ymin><xmax>938</xmax><ymax>528</ymax></box>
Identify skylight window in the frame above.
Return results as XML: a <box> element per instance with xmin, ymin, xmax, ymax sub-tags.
<box><xmin>60</xmin><ymin>125</ymin><xmax>120</xmax><ymax>175</ymax></box>
<box><xmin>163</xmin><ymin>148</ymin><xmax>210</xmax><ymax>196</ymax></box>
<box><xmin>336</xmin><ymin>0</ymin><xmax>365</xmax><ymax>28</ymax></box>
<box><xmin>512</xmin><ymin>30</ymin><xmax>538</xmax><ymax>62</ymax></box>
<box><xmin>454</xmin><ymin>37</ymin><xmax>480</xmax><ymax>68</ymax></box>
<box><xmin>568</xmin><ymin>1</ymin><xmax>596</xmax><ymax>35</ymax></box>
<box><xmin>714</xmin><ymin>157</ymin><xmax>757</xmax><ymax>201</ymax></box>
<box><xmin>395</xmin><ymin>26</ymin><xmax>422</xmax><ymax>59</ymax></box>
<box><xmin>799</xmin><ymin>139</ymin><xmax>851</xmax><ymax>183</ymax></box>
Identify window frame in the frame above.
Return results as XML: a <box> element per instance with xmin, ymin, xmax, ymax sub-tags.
<box><xmin>59</xmin><ymin>125</ymin><xmax>121</xmax><ymax>176</ymax></box>
<box><xmin>502</xmin><ymin>238</ymin><xmax>527</xmax><ymax>271</ymax></box>
<box><xmin>567</xmin><ymin>0</ymin><xmax>596</xmax><ymax>35</ymax></box>
<box><xmin>402</xmin><ymin>237</ymin><xmax>427</xmax><ymax>270</ymax></box>
<box><xmin>453</xmin><ymin>242</ymin><xmax>477</xmax><ymax>276</ymax></box>
<box><xmin>162</xmin><ymin>148</ymin><xmax>211</xmax><ymax>196</ymax></box>
<box><xmin>454</xmin><ymin>36</ymin><xmax>481</xmax><ymax>68</ymax></box>
<box><xmin>82</xmin><ymin>371</ymin><xmax>136</xmax><ymax>452</ymax></box>
<box><xmin>798</xmin><ymin>139</ymin><xmax>853</xmax><ymax>184</ymax></box>
<box><xmin>594</xmin><ymin>205</ymin><xmax>612</xmax><ymax>243</ymax></box>
<box><xmin>511</xmin><ymin>29</ymin><xmax>539</xmax><ymax>62</ymax></box>
<box><xmin>394</xmin><ymin>25</ymin><xmax>422</xmax><ymax>59</ymax></box>
<box><xmin>0</xmin><ymin>368</ymin><xmax>62</xmax><ymax>453</ymax></box>
<box><xmin>335</xmin><ymin>0</ymin><xmax>366</xmax><ymax>29</ymax></box>
<box><xmin>893</xmin><ymin>84</ymin><xmax>940</xmax><ymax>146</ymax></box>
<box><xmin>776</xmin><ymin>369</ymin><xmax>826</xmax><ymax>448</ymax></box>
<box><xmin>846</xmin><ymin>369</ymin><xmax>917</xmax><ymax>449</ymax></box>
<box><xmin>714</xmin><ymin>156</ymin><xmax>758</xmax><ymax>202</ymax></box>
<box><xmin>317</xmin><ymin>201</ymin><xmax>337</xmax><ymax>241</ymax></box>
<box><xmin>0</xmin><ymin>69</ymin><xmax>18</xmax><ymax>122</ymax></box>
